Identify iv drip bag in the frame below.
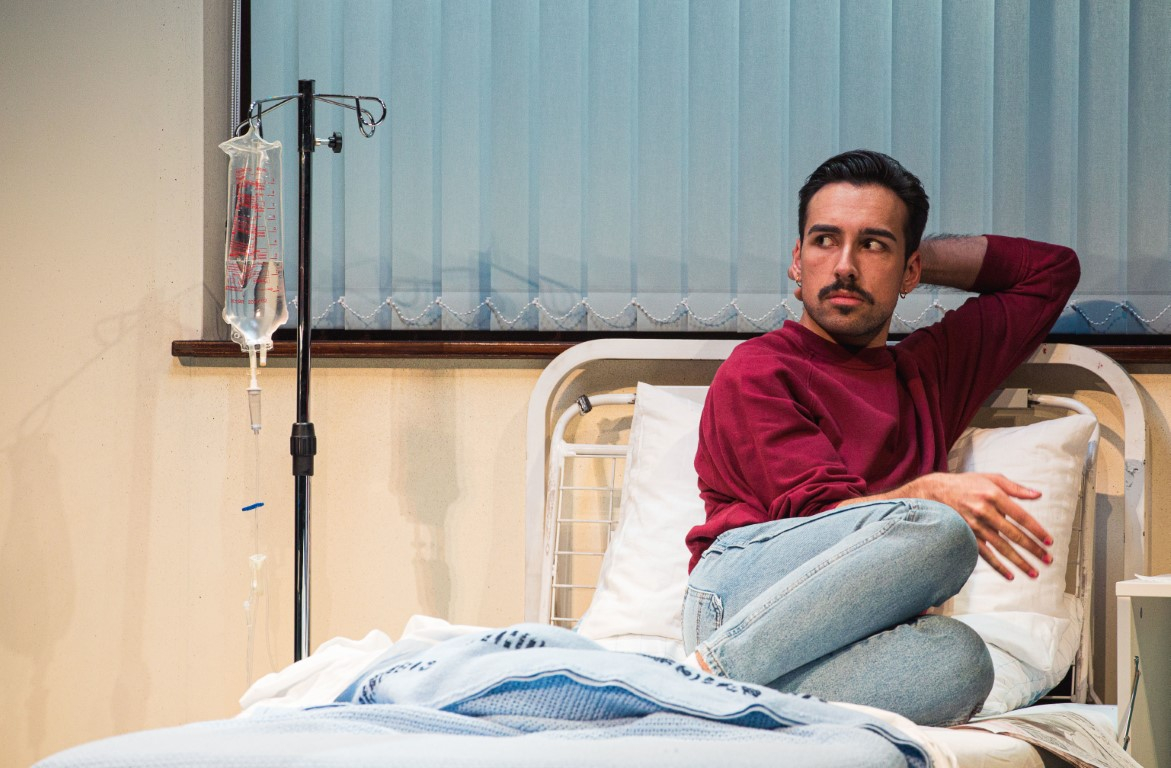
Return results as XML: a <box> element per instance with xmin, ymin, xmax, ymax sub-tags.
<box><xmin>220</xmin><ymin>126</ymin><xmax>288</xmax><ymax>356</ymax></box>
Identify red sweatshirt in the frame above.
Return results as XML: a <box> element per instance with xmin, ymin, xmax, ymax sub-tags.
<box><xmin>686</xmin><ymin>236</ymin><xmax>1079</xmax><ymax>572</ymax></box>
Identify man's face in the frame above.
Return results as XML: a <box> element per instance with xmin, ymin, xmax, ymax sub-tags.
<box><xmin>789</xmin><ymin>182</ymin><xmax>921</xmax><ymax>348</ymax></box>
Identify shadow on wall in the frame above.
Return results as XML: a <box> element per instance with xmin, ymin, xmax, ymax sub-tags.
<box><xmin>5</xmin><ymin>290</ymin><xmax>189</xmax><ymax>761</ymax></box>
<box><xmin>0</xmin><ymin>293</ymin><xmax>176</xmax><ymax>755</ymax></box>
<box><xmin>392</xmin><ymin>371</ymin><xmax>458</xmax><ymax>620</ymax></box>
<box><xmin>109</xmin><ymin>298</ymin><xmax>173</xmax><ymax>734</ymax></box>
<box><xmin>0</xmin><ymin>425</ymin><xmax>75</xmax><ymax>758</ymax></box>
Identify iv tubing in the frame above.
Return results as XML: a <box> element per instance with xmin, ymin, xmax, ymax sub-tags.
<box><xmin>247</xmin><ymin>346</ymin><xmax>262</xmax><ymax>435</ymax></box>
<box><xmin>243</xmin><ymin>425</ymin><xmax>267</xmax><ymax>684</ymax></box>
<box><xmin>243</xmin><ymin>358</ymin><xmax>267</xmax><ymax>684</ymax></box>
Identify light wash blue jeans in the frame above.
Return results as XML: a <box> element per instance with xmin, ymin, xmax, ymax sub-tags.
<box><xmin>682</xmin><ymin>499</ymin><xmax>994</xmax><ymax>726</ymax></box>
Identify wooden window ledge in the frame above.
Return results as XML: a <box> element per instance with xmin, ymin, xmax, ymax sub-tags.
<box><xmin>173</xmin><ymin>335</ymin><xmax>1171</xmax><ymax>363</ymax></box>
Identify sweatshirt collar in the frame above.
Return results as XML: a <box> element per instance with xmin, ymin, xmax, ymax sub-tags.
<box><xmin>782</xmin><ymin>320</ymin><xmax>895</xmax><ymax>370</ymax></box>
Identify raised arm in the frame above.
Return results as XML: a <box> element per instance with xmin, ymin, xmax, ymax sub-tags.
<box><xmin>916</xmin><ymin>234</ymin><xmax>988</xmax><ymax>291</ymax></box>
<box><xmin>902</xmin><ymin>235</ymin><xmax>1080</xmax><ymax>441</ymax></box>
<box><xmin>865</xmin><ymin>235</ymin><xmax>1079</xmax><ymax>580</ymax></box>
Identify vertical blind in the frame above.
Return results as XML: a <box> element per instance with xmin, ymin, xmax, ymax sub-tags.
<box><xmin>248</xmin><ymin>0</ymin><xmax>1171</xmax><ymax>334</ymax></box>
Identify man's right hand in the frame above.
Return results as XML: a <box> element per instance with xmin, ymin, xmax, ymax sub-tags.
<box><xmin>907</xmin><ymin>472</ymin><xmax>1052</xmax><ymax>580</ymax></box>
<box><xmin>833</xmin><ymin>471</ymin><xmax>1053</xmax><ymax>580</ymax></box>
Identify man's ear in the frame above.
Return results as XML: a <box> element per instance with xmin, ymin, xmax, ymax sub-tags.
<box><xmin>901</xmin><ymin>249</ymin><xmax>922</xmax><ymax>295</ymax></box>
<box><xmin>789</xmin><ymin>239</ymin><xmax>803</xmax><ymax>300</ymax></box>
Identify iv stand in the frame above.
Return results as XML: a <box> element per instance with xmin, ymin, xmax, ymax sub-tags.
<box><xmin>241</xmin><ymin>79</ymin><xmax>386</xmax><ymax>662</ymax></box>
<box><xmin>291</xmin><ymin>79</ymin><xmax>317</xmax><ymax>664</ymax></box>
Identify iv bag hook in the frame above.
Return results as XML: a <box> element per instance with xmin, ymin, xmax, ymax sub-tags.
<box><xmin>236</xmin><ymin>92</ymin><xmax>387</xmax><ymax>141</ymax></box>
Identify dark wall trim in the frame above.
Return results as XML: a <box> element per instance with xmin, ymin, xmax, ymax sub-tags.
<box><xmin>173</xmin><ymin>335</ymin><xmax>1171</xmax><ymax>364</ymax></box>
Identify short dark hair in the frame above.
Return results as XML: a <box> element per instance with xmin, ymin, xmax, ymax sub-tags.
<box><xmin>797</xmin><ymin>150</ymin><xmax>930</xmax><ymax>261</ymax></box>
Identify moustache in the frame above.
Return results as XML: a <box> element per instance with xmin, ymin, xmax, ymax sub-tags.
<box><xmin>817</xmin><ymin>280</ymin><xmax>875</xmax><ymax>304</ymax></box>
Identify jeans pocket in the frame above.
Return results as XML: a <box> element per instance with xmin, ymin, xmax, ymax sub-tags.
<box><xmin>682</xmin><ymin>585</ymin><xmax>724</xmax><ymax>653</ymax></box>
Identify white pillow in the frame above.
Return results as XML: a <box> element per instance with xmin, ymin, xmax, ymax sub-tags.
<box><xmin>574</xmin><ymin>383</ymin><xmax>1096</xmax><ymax>715</ymax></box>
<box><xmin>575</xmin><ymin>383</ymin><xmax>706</xmax><ymax>660</ymax></box>
<box><xmin>960</xmin><ymin>596</ymin><xmax>1083</xmax><ymax>716</ymax></box>
<box><xmin>944</xmin><ymin>414</ymin><xmax>1097</xmax><ymax>619</ymax></box>
<box><xmin>942</xmin><ymin>414</ymin><xmax>1097</xmax><ymax>714</ymax></box>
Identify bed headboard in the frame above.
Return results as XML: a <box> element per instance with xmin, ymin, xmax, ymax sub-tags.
<box><xmin>524</xmin><ymin>339</ymin><xmax>1150</xmax><ymax>625</ymax></box>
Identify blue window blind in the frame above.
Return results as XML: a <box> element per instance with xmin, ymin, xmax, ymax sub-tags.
<box><xmin>248</xmin><ymin>0</ymin><xmax>1171</xmax><ymax>334</ymax></box>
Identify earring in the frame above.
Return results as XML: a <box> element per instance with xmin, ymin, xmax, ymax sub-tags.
<box><xmin>899</xmin><ymin>291</ymin><xmax>908</xmax><ymax>299</ymax></box>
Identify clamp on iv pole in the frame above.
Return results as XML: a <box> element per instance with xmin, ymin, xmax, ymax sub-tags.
<box><xmin>241</xmin><ymin>80</ymin><xmax>387</xmax><ymax>662</ymax></box>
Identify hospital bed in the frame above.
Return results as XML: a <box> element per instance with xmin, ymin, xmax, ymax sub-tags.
<box><xmin>36</xmin><ymin>340</ymin><xmax>1148</xmax><ymax>768</ymax></box>
<box><xmin>525</xmin><ymin>338</ymin><xmax>1148</xmax><ymax>767</ymax></box>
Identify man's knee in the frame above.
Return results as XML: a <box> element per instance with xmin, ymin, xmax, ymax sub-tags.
<box><xmin>765</xmin><ymin>615</ymin><xmax>995</xmax><ymax>726</ymax></box>
<box><xmin>908</xmin><ymin>613</ymin><xmax>993</xmax><ymax>725</ymax></box>
<box><xmin>928</xmin><ymin>616</ymin><xmax>995</xmax><ymax>725</ymax></box>
<box><xmin>870</xmin><ymin>615</ymin><xmax>994</xmax><ymax>726</ymax></box>
<box><xmin>911</xmin><ymin>500</ymin><xmax>979</xmax><ymax>589</ymax></box>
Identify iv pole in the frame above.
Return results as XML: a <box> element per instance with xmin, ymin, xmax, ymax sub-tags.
<box><xmin>241</xmin><ymin>79</ymin><xmax>386</xmax><ymax>662</ymax></box>
<box><xmin>291</xmin><ymin>78</ymin><xmax>317</xmax><ymax>664</ymax></box>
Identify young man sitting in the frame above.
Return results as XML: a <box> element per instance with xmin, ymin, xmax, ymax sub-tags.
<box><xmin>683</xmin><ymin>149</ymin><xmax>1079</xmax><ymax>726</ymax></box>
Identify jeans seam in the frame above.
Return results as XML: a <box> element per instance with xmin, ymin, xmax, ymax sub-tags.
<box><xmin>703</xmin><ymin>643</ymin><xmax>728</xmax><ymax>677</ymax></box>
<box><xmin>685</xmin><ymin>587</ymin><xmax>723</xmax><ymax>651</ymax></box>
<box><xmin>715</xmin><ymin>499</ymin><xmax>922</xmax><ymax>554</ymax></box>
<box><xmin>707</xmin><ymin>511</ymin><xmax>915</xmax><ymax>656</ymax></box>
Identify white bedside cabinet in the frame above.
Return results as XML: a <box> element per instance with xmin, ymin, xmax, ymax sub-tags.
<box><xmin>1117</xmin><ymin>579</ymin><xmax>1171</xmax><ymax>768</ymax></box>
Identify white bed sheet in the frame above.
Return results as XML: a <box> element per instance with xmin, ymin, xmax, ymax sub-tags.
<box><xmin>931</xmin><ymin>729</ymin><xmax>1043</xmax><ymax>768</ymax></box>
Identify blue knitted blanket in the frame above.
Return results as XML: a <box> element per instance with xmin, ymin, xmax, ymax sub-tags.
<box><xmin>37</xmin><ymin>624</ymin><xmax>931</xmax><ymax>768</ymax></box>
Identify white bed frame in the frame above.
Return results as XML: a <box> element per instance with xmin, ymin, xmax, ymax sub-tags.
<box><xmin>523</xmin><ymin>339</ymin><xmax>1149</xmax><ymax>709</ymax></box>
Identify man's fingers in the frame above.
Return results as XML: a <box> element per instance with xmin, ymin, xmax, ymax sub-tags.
<box><xmin>940</xmin><ymin>473</ymin><xmax>1055</xmax><ymax>577</ymax></box>
<box><xmin>974</xmin><ymin>524</ymin><xmax>1039</xmax><ymax>579</ymax></box>
<box><xmin>988</xmin><ymin>502</ymin><xmax>1052</xmax><ymax>561</ymax></box>
<box><xmin>988</xmin><ymin>474</ymin><xmax>1042</xmax><ymax>500</ymax></box>
<box><xmin>954</xmin><ymin>472</ymin><xmax>1051</xmax><ymax>543</ymax></box>
<box><xmin>969</xmin><ymin>514</ymin><xmax>1045</xmax><ymax>579</ymax></box>
<box><xmin>976</xmin><ymin>540</ymin><xmax>1014</xmax><ymax>581</ymax></box>
<box><xmin>989</xmin><ymin>491</ymin><xmax>1053</xmax><ymax>548</ymax></box>
<box><xmin>988</xmin><ymin>531</ymin><xmax>1040</xmax><ymax>578</ymax></box>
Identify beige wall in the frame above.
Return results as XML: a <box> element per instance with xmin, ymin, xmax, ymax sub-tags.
<box><xmin>0</xmin><ymin>3</ymin><xmax>1168</xmax><ymax>767</ymax></box>
<box><xmin>0</xmin><ymin>3</ymin><xmax>537</xmax><ymax>764</ymax></box>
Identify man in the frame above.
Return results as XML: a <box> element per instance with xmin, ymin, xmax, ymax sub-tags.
<box><xmin>682</xmin><ymin>150</ymin><xmax>1079</xmax><ymax>726</ymax></box>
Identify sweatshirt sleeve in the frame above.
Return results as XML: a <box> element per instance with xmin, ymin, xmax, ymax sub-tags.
<box><xmin>900</xmin><ymin>236</ymin><xmax>1080</xmax><ymax>446</ymax></box>
<box><xmin>686</xmin><ymin>350</ymin><xmax>868</xmax><ymax>566</ymax></box>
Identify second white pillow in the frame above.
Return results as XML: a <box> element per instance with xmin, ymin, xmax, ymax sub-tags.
<box><xmin>575</xmin><ymin>382</ymin><xmax>707</xmax><ymax>649</ymax></box>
